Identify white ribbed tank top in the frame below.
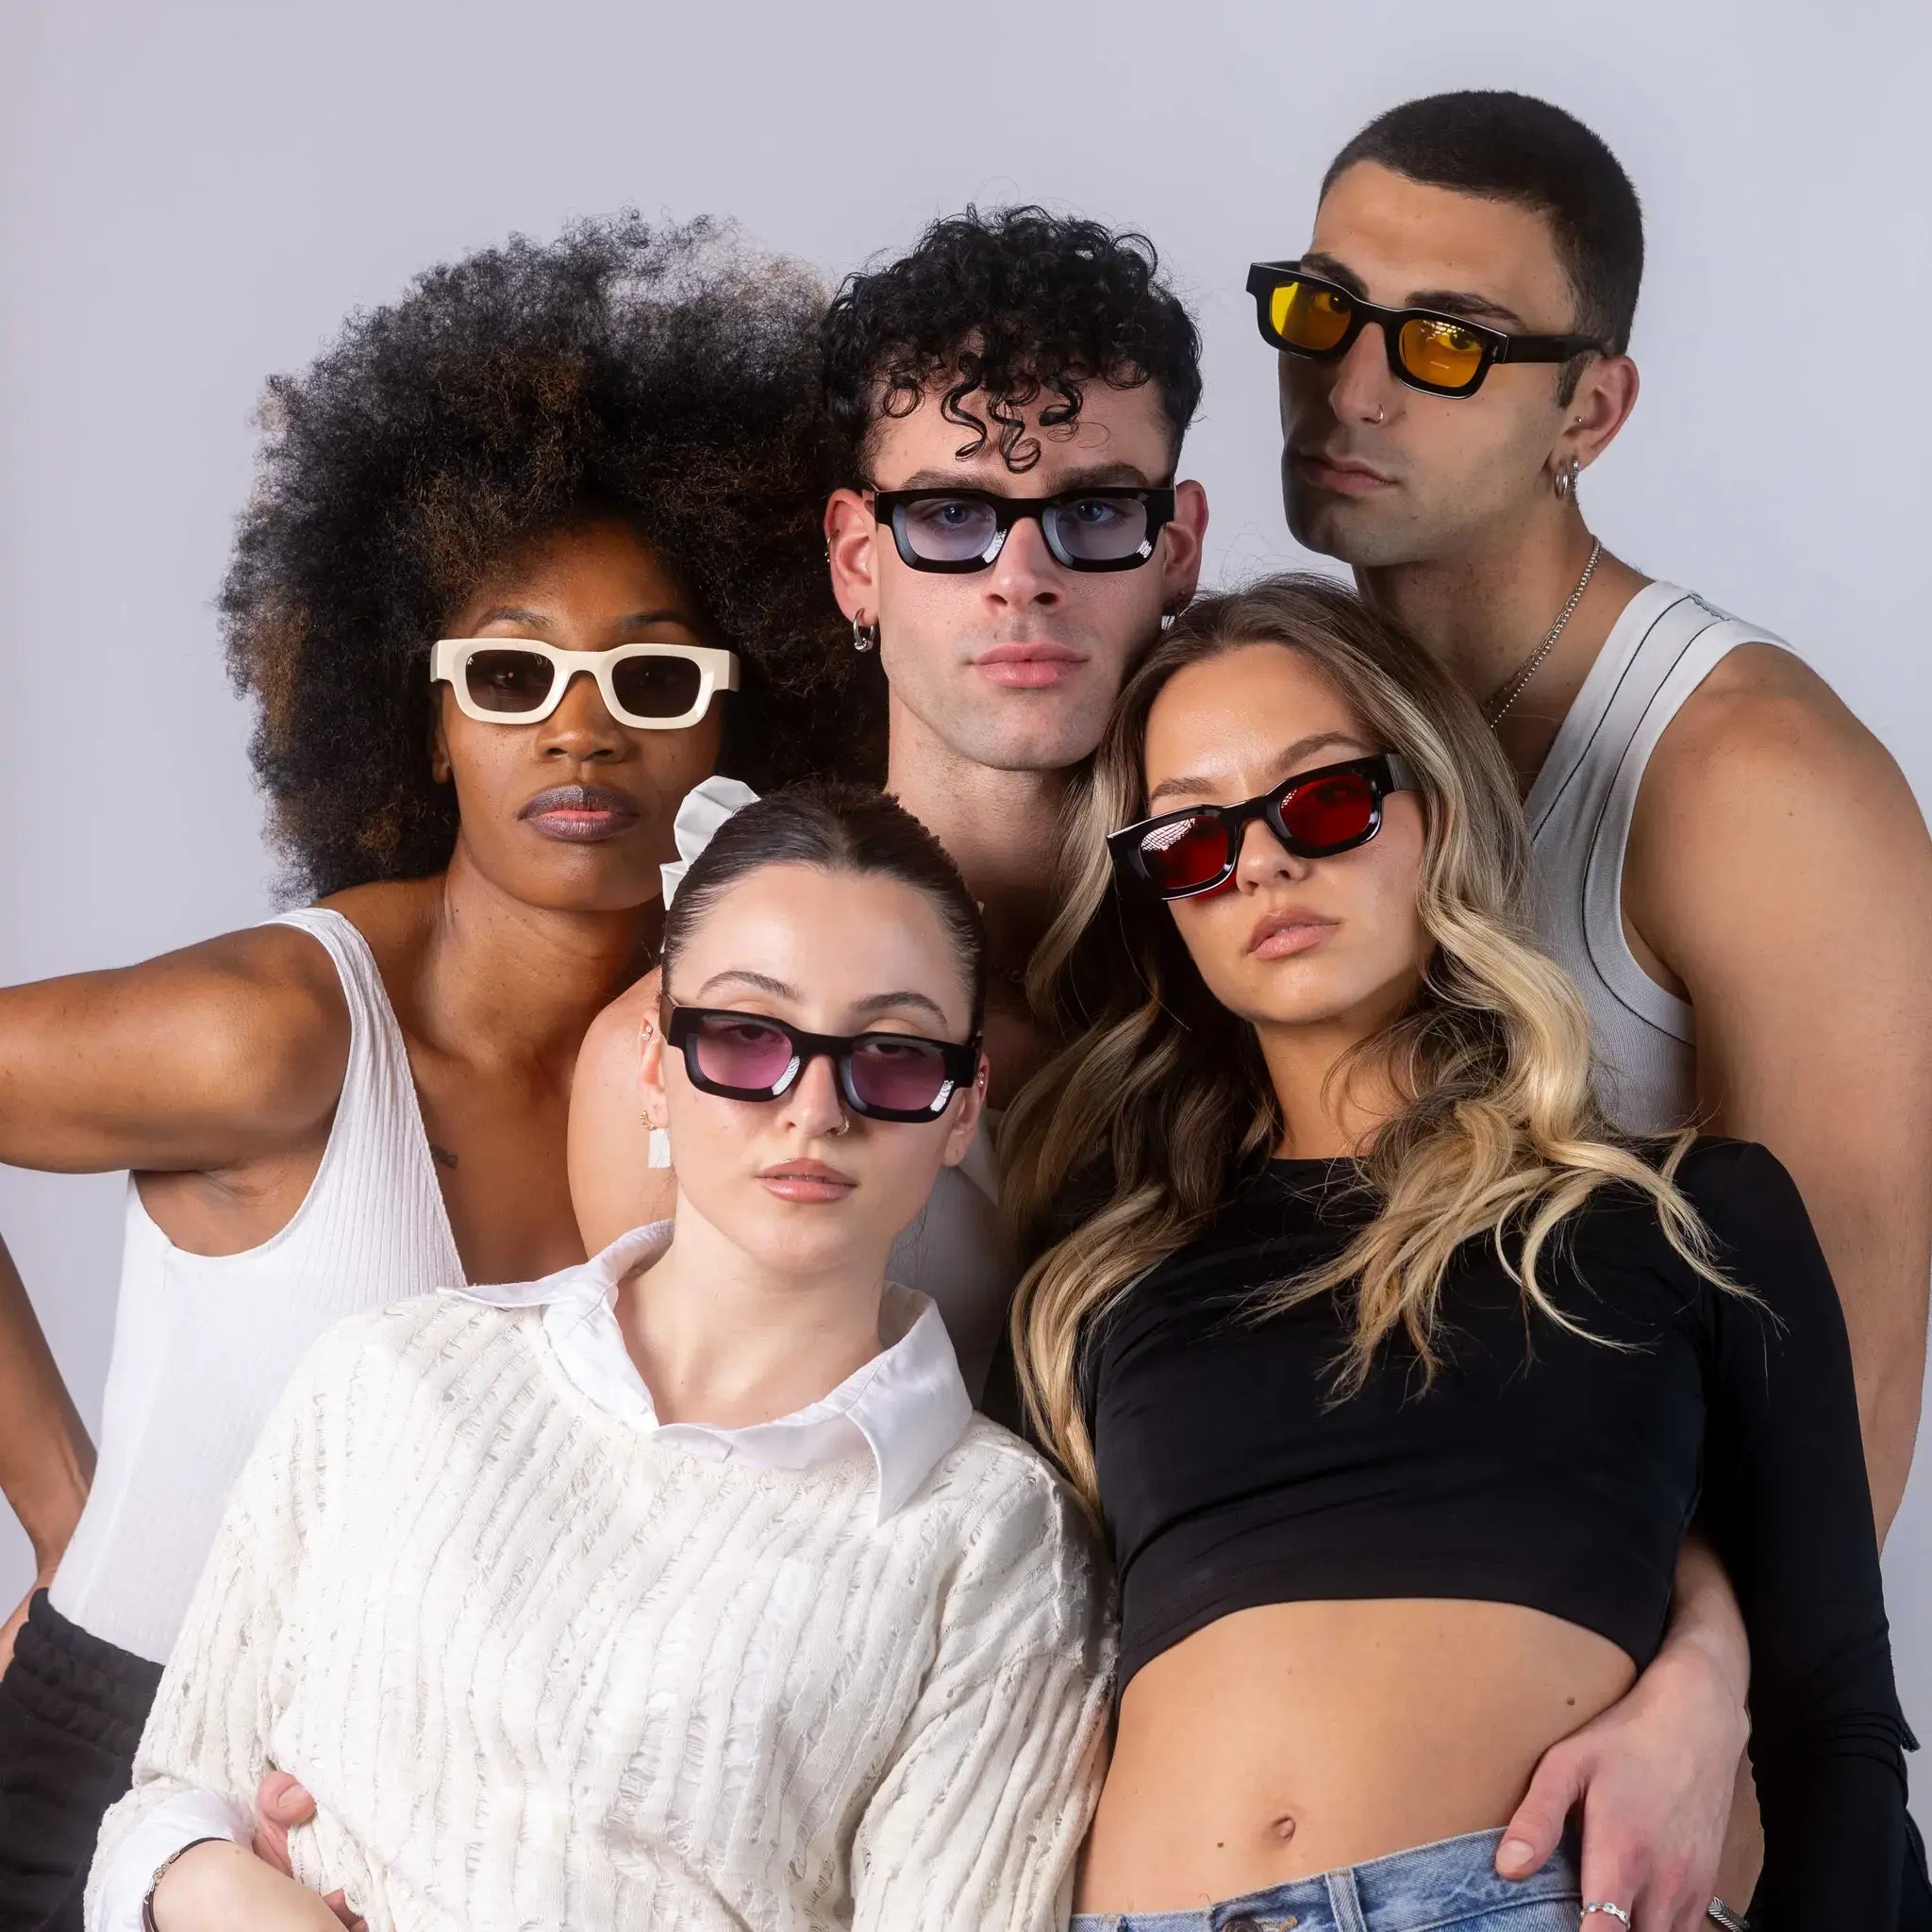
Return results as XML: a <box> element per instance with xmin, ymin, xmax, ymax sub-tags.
<box><xmin>1526</xmin><ymin>581</ymin><xmax>1787</xmax><ymax>1134</ymax></box>
<box><xmin>51</xmin><ymin>908</ymin><xmax>464</xmax><ymax>1662</ymax></box>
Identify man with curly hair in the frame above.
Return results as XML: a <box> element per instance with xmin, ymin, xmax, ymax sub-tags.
<box><xmin>0</xmin><ymin>213</ymin><xmax>859</xmax><ymax>1929</ymax></box>
<box><xmin>568</xmin><ymin>207</ymin><xmax>1210</xmax><ymax>1393</ymax></box>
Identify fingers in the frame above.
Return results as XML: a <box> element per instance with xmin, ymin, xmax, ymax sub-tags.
<box><xmin>1498</xmin><ymin>1741</ymin><xmax>1585</xmax><ymax>1877</ymax></box>
<box><xmin>249</xmin><ymin>1768</ymin><xmax>316</xmax><ymax>1874</ymax></box>
<box><xmin>260</xmin><ymin>1769</ymin><xmax>318</xmax><ymax>1825</ymax></box>
<box><xmin>1577</xmin><ymin>1829</ymin><xmax>1638</xmax><ymax>1929</ymax></box>
<box><xmin>323</xmin><ymin>1886</ymin><xmax>367</xmax><ymax>1930</ymax></box>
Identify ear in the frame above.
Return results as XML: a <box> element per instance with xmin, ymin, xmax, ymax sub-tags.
<box><xmin>939</xmin><ymin>1051</ymin><xmax>991</xmax><ymax>1168</ymax></box>
<box><xmin>430</xmin><ymin>688</ymin><xmax>453</xmax><ymax>785</ymax></box>
<box><xmin>824</xmin><ymin>488</ymin><xmax>879</xmax><ymax>625</ymax></box>
<box><xmin>1160</xmin><ymin>478</ymin><xmax>1210</xmax><ymax>614</ymax></box>
<box><xmin>1554</xmin><ymin>353</ymin><xmax>1640</xmax><ymax>481</ymax></box>
<box><xmin>637</xmin><ymin>975</ymin><xmax>672</xmax><ymax>1136</ymax></box>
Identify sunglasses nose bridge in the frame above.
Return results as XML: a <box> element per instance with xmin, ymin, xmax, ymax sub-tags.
<box><xmin>779</xmin><ymin>1047</ymin><xmax>849</xmax><ymax>1133</ymax></box>
<box><xmin>1233</xmin><ymin>804</ymin><xmax>1313</xmax><ymax>885</ymax></box>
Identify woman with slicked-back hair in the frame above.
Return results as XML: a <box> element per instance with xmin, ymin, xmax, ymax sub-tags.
<box><xmin>0</xmin><ymin>213</ymin><xmax>866</xmax><ymax>1928</ymax></box>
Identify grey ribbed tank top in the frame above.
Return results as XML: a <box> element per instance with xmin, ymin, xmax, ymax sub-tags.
<box><xmin>51</xmin><ymin>908</ymin><xmax>464</xmax><ymax>1662</ymax></box>
<box><xmin>1525</xmin><ymin>580</ymin><xmax>1787</xmax><ymax>1134</ymax></box>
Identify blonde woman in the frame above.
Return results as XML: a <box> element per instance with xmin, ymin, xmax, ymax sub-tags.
<box><xmin>1004</xmin><ymin>578</ymin><xmax>1907</xmax><ymax>1930</ymax></box>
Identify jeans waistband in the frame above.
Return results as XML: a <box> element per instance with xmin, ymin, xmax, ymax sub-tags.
<box><xmin>3</xmin><ymin>1591</ymin><xmax>162</xmax><ymax>1756</ymax></box>
<box><xmin>1072</xmin><ymin>1826</ymin><xmax>1581</xmax><ymax>1932</ymax></box>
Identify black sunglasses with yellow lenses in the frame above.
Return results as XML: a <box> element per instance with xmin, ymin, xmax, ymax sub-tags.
<box><xmin>1245</xmin><ymin>261</ymin><xmax>1607</xmax><ymax>399</ymax></box>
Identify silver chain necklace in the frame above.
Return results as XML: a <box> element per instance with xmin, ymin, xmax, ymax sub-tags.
<box><xmin>1483</xmin><ymin>537</ymin><xmax>1603</xmax><ymax>728</ymax></box>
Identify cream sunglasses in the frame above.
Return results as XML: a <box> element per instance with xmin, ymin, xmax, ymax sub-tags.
<box><xmin>431</xmin><ymin>638</ymin><xmax>740</xmax><ymax>731</ymax></box>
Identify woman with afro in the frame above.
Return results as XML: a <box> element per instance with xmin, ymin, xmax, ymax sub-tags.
<box><xmin>0</xmin><ymin>212</ymin><xmax>865</xmax><ymax>1927</ymax></box>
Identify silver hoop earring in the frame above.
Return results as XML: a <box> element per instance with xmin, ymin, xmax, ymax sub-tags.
<box><xmin>852</xmin><ymin>614</ymin><xmax>879</xmax><ymax>654</ymax></box>
<box><xmin>1554</xmin><ymin>457</ymin><xmax>1580</xmax><ymax>502</ymax></box>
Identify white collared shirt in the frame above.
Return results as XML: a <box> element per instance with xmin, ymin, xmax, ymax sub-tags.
<box><xmin>444</xmin><ymin>1222</ymin><xmax>974</xmax><ymax>1522</ymax></box>
<box><xmin>93</xmin><ymin>1225</ymin><xmax>979</xmax><ymax>1929</ymax></box>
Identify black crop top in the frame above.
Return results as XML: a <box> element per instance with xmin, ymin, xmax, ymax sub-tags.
<box><xmin>1081</xmin><ymin>1138</ymin><xmax>1907</xmax><ymax>1924</ymax></box>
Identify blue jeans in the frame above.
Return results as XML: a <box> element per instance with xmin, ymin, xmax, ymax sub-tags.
<box><xmin>1070</xmin><ymin>1826</ymin><xmax>1581</xmax><ymax>1932</ymax></box>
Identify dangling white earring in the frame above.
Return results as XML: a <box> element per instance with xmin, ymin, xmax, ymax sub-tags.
<box><xmin>647</xmin><ymin>1126</ymin><xmax>673</xmax><ymax>1169</ymax></box>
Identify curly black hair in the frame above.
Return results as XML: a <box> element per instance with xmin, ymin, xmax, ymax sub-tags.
<box><xmin>223</xmin><ymin>213</ymin><xmax>867</xmax><ymax>901</ymax></box>
<box><xmin>819</xmin><ymin>205</ymin><xmax>1203</xmax><ymax>481</ymax></box>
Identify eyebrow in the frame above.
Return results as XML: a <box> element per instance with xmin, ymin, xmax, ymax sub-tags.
<box><xmin>1298</xmin><ymin>253</ymin><xmax>1529</xmax><ymax>332</ymax></box>
<box><xmin>688</xmin><ymin>972</ymin><xmax>952</xmax><ymax>1029</ymax></box>
<box><xmin>1147</xmin><ymin>731</ymin><xmax>1373</xmax><ymax>808</ymax></box>
<box><xmin>885</xmin><ymin>460</ymin><xmax>1162</xmax><ymax>494</ymax></box>
<box><xmin>468</xmin><ymin>607</ymin><xmax>700</xmax><ymax>633</ymax></box>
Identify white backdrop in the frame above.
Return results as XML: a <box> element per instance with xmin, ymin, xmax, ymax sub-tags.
<box><xmin>3</xmin><ymin>0</ymin><xmax>1929</xmax><ymax>1799</ymax></box>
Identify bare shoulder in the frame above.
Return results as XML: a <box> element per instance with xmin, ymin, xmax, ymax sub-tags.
<box><xmin>1628</xmin><ymin>640</ymin><xmax>1931</xmax><ymax>961</ymax></box>
<box><xmin>577</xmin><ymin>969</ymin><xmax>658</xmax><ymax>1070</ymax></box>
<box><xmin>1645</xmin><ymin>641</ymin><xmax>1903</xmax><ymax>806</ymax></box>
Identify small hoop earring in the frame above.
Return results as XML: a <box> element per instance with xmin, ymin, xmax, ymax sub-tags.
<box><xmin>1554</xmin><ymin>457</ymin><xmax>1580</xmax><ymax>502</ymax></box>
<box><xmin>852</xmin><ymin>613</ymin><xmax>879</xmax><ymax>654</ymax></box>
<box><xmin>830</xmin><ymin>1114</ymin><xmax>852</xmax><ymax>1137</ymax></box>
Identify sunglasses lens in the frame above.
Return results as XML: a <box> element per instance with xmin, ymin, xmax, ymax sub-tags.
<box><xmin>846</xmin><ymin>1037</ymin><xmax>956</xmax><ymax>1115</ymax></box>
<box><xmin>896</xmin><ymin>496</ymin><xmax>1000</xmax><ymax>565</ymax></box>
<box><xmin>1043</xmin><ymin>494</ymin><xmax>1153</xmax><ymax>564</ymax></box>
<box><xmin>609</xmin><ymin>653</ymin><xmax>703</xmax><ymax>722</ymax></box>
<box><xmin>690</xmin><ymin>1013</ymin><xmax>797</xmax><ymax>1093</ymax></box>
<box><xmin>1398</xmin><ymin>317</ymin><xmax>1487</xmax><ymax>391</ymax></box>
<box><xmin>1269</xmin><ymin>277</ymin><xmax>1353</xmax><ymax>353</ymax></box>
<box><xmin>1279</xmin><ymin>769</ymin><xmax>1377</xmax><ymax>850</ymax></box>
<box><xmin>1138</xmin><ymin>815</ymin><xmax>1234</xmax><ymax>895</ymax></box>
<box><xmin>462</xmin><ymin>648</ymin><xmax>557</xmax><ymax>715</ymax></box>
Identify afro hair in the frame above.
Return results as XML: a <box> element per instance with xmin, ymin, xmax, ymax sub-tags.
<box><xmin>223</xmin><ymin>212</ymin><xmax>870</xmax><ymax>901</ymax></box>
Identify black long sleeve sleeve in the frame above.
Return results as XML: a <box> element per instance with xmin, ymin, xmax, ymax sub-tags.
<box><xmin>1690</xmin><ymin>1140</ymin><xmax>1909</xmax><ymax>1926</ymax></box>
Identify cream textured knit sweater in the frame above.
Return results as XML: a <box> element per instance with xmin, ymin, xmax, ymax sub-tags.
<box><xmin>87</xmin><ymin>1289</ymin><xmax>1113</xmax><ymax>1931</ymax></box>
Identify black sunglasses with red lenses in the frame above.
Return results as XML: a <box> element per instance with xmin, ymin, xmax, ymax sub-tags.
<box><xmin>663</xmin><ymin>1005</ymin><xmax>980</xmax><ymax>1124</ymax></box>
<box><xmin>1108</xmin><ymin>753</ymin><xmax>1420</xmax><ymax>900</ymax></box>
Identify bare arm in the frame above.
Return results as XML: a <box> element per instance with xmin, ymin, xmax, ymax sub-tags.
<box><xmin>568</xmin><ymin>971</ymin><xmax>675</xmax><ymax>1252</ymax></box>
<box><xmin>0</xmin><ymin>926</ymin><xmax>349</xmax><ymax>1177</ymax></box>
<box><xmin>0</xmin><ymin>1236</ymin><xmax>94</xmax><ymax>1665</ymax></box>
<box><xmin>1626</xmin><ymin>645</ymin><xmax>1932</xmax><ymax>1536</ymax></box>
<box><xmin>1500</xmin><ymin>1535</ymin><xmax>1750</xmax><ymax>1924</ymax></box>
<box><xmin>0</xmin><ymin>925</ymin><xmax>347</xmax><ymax>1618</ymax></box>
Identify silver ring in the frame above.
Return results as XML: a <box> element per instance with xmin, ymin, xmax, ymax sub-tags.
<box><xmin>1707</xmin><ymin>1902</ymin><xmax>1750</xmax><ymax>1932</ymax></box>
<box><xmin>1581</xmin><ymin>1907</ymin><xmax>1633</xmax><ymax>1929</ymax></box>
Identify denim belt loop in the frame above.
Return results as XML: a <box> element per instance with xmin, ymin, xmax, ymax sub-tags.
<box><xmin>1326</xmin><ymin>1865</ymin><xmax>1371</xmax><ymax>1932</ymax></box>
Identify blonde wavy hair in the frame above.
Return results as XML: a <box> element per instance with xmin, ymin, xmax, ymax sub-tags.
<box><xmin>1003</xmin><ymin>575</ymin><xmax>1726</xmax><ymax>1510</ymax></box>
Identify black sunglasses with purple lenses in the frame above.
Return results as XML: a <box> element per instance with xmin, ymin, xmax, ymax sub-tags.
<box><xmin>1108</xmin><ymin>753</ymin><xmax>1420</xmax><ymax>900</ymax></box>
<box><xmin>664</xmin><ymin>1005</ymin><xmax>980</xmax><ymax>1123</ymax></box>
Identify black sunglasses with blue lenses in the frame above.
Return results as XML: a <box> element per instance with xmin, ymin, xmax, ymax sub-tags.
<box><xmin>871</xmin><ymin>486</ymin><xmax>1176</xmax><ymax>574</ymax></box>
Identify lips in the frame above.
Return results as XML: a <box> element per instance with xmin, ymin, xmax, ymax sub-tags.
<box><xmin>757</xmin><ymin>1158</ymin><xmax>858</xmax><ymax>1205</ymax></box>
<box><xmin>973</xmin><ymin>641</ymin><xmax>1087</xmax><ymax>691</ymax></box>
<box><xmin>1291</xmin><ymin>446</ymin><xmax>1395</xmax><ymax>495</ymax></box>
<box><xmin>518</xmin><ymin>783</ymin><xmax>641</xmax><ymax>843</ymax></box>
<box><xmin>1246</xmin><ymin>907</ymin><xmax>1340</xmax><ymax>959</ymax></box>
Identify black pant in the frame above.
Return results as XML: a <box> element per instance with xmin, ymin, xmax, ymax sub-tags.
<box><xmin>0</xmin><ymin>1593</ymin><xmax>159</xmax><ymax>1932</ymax></box>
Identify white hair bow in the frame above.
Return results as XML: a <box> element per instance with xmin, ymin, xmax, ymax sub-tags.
<box><xmin>659</xmin><ymin>775</ymin><xmax>761</xmax><ymax>908</ymax></box>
